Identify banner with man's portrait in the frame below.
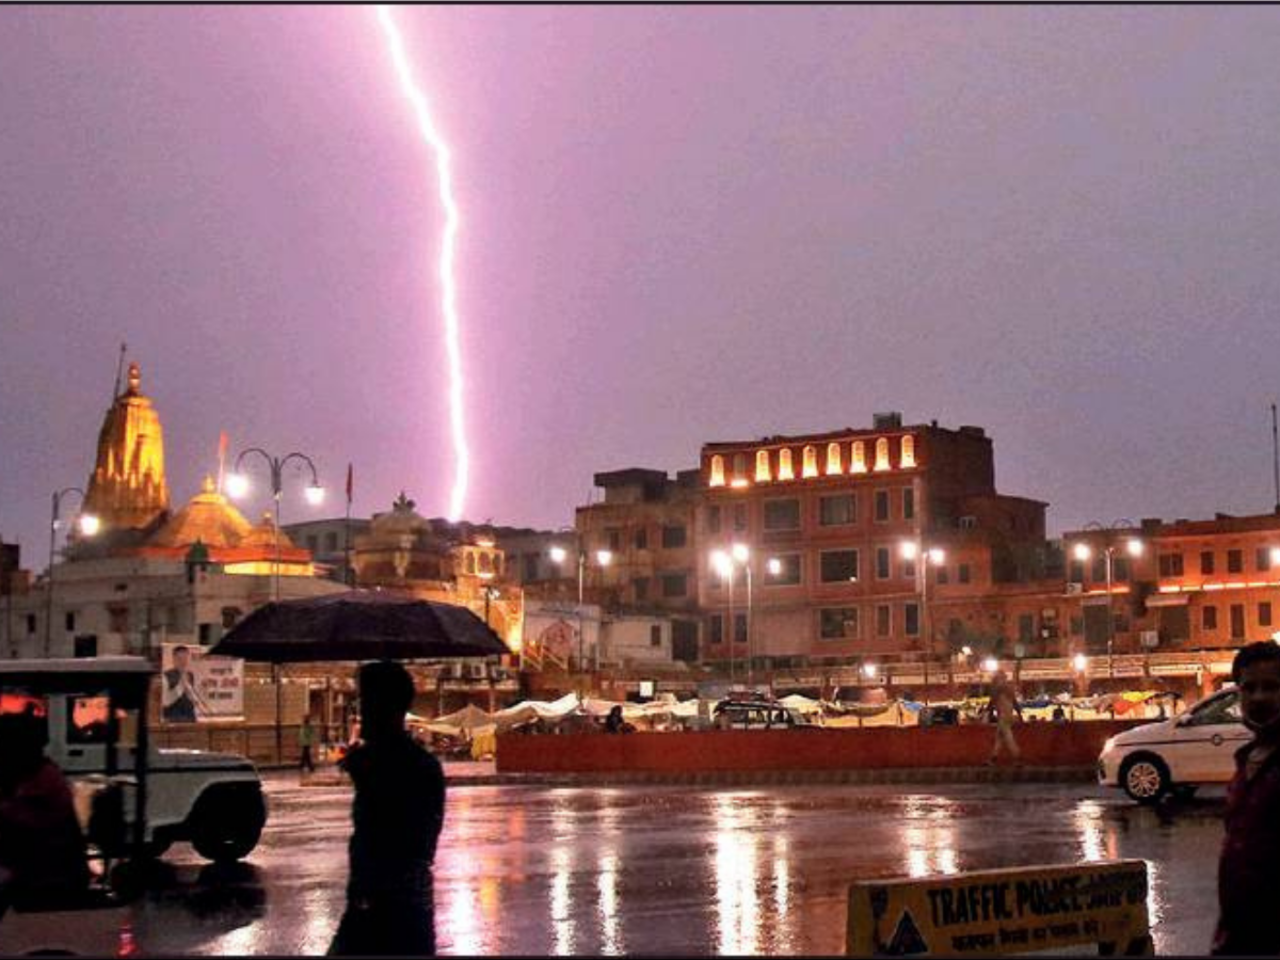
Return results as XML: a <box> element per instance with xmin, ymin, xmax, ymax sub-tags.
<box><xmin>161</xmin><ymin>643</ymin><xmax>244</xmax><ymax>722</ymax></box>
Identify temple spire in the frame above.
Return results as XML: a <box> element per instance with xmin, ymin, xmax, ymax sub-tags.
<box><xmin>83</xmin><ymin>358</ymin><xmax>169</xmax><ymax>532</ymax></box>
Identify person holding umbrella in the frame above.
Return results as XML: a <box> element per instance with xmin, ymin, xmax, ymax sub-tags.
<box><xmin>329</xmin><ymin>661</ymin><xmax>445</xmax><ymax>957</ymax></box>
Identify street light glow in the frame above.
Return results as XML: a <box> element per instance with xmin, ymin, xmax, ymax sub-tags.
<box><xmin>1072</xmin><ymin>542</ymin><xmax>1092</xmax><ymax>562</ymax></box>
<box><xmin>731</xmin><ymin>543</ymin><xmax>749</xmax><ymax>564</ymax></box>
<box><xmin>899</xmin><ymin>541</ymin><xmax>919</xmax><ymax>561</ymax></box>
<box><xmin>225</xmin><ymin>473</ymin><xmax>249</xmax><ymax>499</ymax></box>
<box><xmin>1125</xmin><ymin>538</ymin><xmax>1144</xmax><ymax>557</ymax></box>
<box><xmin>1073</xmin><ymin>653</ymin><xmax>1089</xmax><ymax>673</ymax></box>
<box><xmin>981</xmin><ymin>657</ymin><xmax>999</xmax><ymax>673</ymax></box>
<box><xmin>77</xmin><ymin>514</ymin><xmax>101</xmax><ymax>537</ymax></box>
<box><xmin>595</xmin><ymin>549</ymin><xmax>613</xmax><ymax>567</ymax></box>
<box><xmin>549</xmin><ymin>545</ymin><xmax>568</xmax><ymax>565</ymax></box>
<box><xmin>305</xmin><ymin>483</ymin><xmax>325</xmax><ymax>507</ymax></box>
<box><xmin>862</xmin><ymin>662</ymin><xmax>878</xmax><ymax>679</ymax></box>
<box><xmin>767</xmin><ymin>557</ymin><xmax>783</xmax><ymax>577</ymax></box>
<box><xmin>711</xmin><ymin>550</ymin><xmax>733</xmax><ymax>580</ymax></box>
<box><xmin>927</xmin><ymin>547</ymin><xmax>946</xmax><ymax>565</ymax></box>
<box><xmin>1271</xmin><ymin>547</ymin><xmax>1280</xmax><ymax>567</ymax></box>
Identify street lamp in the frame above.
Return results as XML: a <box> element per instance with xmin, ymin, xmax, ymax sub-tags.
<box><xmin>45</xmin><ymin>486</ymin><xmax>100</xmax><ymax>657</ymax></box>
<box><xmin>767</xmin><ymin>557</ymin><xmax>783</xmax><ymax>577</ymax></box>
<box><xmin>901</xmin><ymin>539</ymin><xmax>946</xmax><ymax>691</ymax></box>
<box><xmin>981</xmin><ymin>656</ymin><xmax>999</xmax><ymax>674</ymax></box>
<box><xmin>547</xmin><ymin>542</ymin><xmax>612</xmax><ymax>673</ymax></box>
<box><xmin>226</xmin><ymin>448</ymin><xmax>324</xmax><ymax>602</ymax></box>
<box><xmin>1071</xmin><ymin>521</ymin><xmax>1144</xmax><ymax>680</ymax></box>
<box><xmin>731</xmin><ymin>543</ymin><xmax>755</xmax><ymax>688</ymax></box>
<box><xmin>710</xmin><ymin>549</ymin><xmax>737</xmax><ymax>685</ymax></box>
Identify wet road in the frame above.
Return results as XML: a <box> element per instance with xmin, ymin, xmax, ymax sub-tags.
<box><xmin>131</xmin><ymin>776</ymin><xmax>1224</xmax><ymax>956</ymax></box>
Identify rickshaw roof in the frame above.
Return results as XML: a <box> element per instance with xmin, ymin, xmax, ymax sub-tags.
<box><xmin>0</xmin><ymin>656</ymin><xmax>155</xmax><ymax>705</ymax></box>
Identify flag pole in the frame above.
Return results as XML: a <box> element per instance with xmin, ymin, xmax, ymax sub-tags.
<box><xmin>345</xmin><ymin>463</ymin><xmax>354</xmax><ymax>586</ymax></box>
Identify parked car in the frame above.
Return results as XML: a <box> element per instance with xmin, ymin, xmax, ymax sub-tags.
<box><xmin>713</xmin><ymin>699</ymin><xmax>815</xmax><ymax>730</ymax></box>
<box><xmin>1097</xmin><ymin>684</ymin><xmax>1248</xmax><ymax>803</ymax></box>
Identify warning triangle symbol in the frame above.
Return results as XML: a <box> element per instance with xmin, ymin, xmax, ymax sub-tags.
<box><xmin>884</xmin><ymin>908</ymin><xmax>930</xmax><ymax>956</ymax></box>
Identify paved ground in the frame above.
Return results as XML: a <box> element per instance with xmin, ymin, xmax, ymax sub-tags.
<box><xmin>127</xmin><ymin>772</ymin><xmax>1224</xmax><ymax>956</ymax></box>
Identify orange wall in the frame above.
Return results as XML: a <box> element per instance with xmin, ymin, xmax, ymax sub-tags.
<box><xmin>496</xmin><ymin>720</ymin><xmax>1141</xmax><ymax>774</ymax></box>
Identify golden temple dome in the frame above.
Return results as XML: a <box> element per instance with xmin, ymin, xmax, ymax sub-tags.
<box><xmin>83</xmin><ymin>361</ymin><xmax>170</xmax><ymax>531</ymax></box>
<box><xmin>241</xmin><ymin>511</ymin><xmax>298</xmax><ymax>551</ymax></box>
<box><xmin>148</xmin><ymin>475</ymin><xmax>252</xmax><ymax>549</ymax></box>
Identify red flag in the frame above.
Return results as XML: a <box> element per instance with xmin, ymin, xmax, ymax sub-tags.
<box><xmin>346</xmin><ymin>462</ymin><xmax>354</xmax><ymax>505</ymax></box>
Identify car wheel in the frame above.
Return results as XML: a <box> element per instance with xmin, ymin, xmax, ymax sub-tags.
<box><xmin>1121</xmin><ymin>755</ymin><xmax>1170</xmax><ymax>804</ymax></box>
<box><xmin>189</xmin><ymin>789</ymin><xmax>266</xmax><ymax>864</ymax></box>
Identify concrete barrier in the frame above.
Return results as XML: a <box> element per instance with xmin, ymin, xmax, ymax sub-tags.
<box><xmin>495</xmin><ymin>720</ymin><xmax>1145</xmax><ymax>775</ymax></box>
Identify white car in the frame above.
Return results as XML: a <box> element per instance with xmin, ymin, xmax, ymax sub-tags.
<box><xmin>1098</xmin><ymin>685</ymin><xmax>1250</xmax><ymax>803</ymax></box>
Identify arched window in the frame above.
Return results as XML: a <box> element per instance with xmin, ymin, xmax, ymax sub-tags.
<box><xmin>900</xmin><ymin>434</ymin><xmax>916</xmax><ymax>468</ymax></box>
<box><xmin>465</xmin><ymin>553</ymin><xmax>476</xmax><ymax>574</ymax></box>
<box><xmin>851</xmin><ymin>441</ymin><xmax>867</xmax><ymax>473</ymax></box>
<box><xmin>733</xmin><ymin>453</ymin><xmax>748</xmax><ymax>480</ymax></box>
<box><xmin>802</xmin><ymin>445</ymin><xmax>819</xmax><ymax>478</ymax></box>
<box><xmin>479</xmin><ymin>552</ymin><xmax>493</xmax><ymax>573</ymax></box>
<box><xmin>756</xmin><ymin>449</ymin><xmax>771</xmax><ymax>482</ymax></box>
<box><xmin>826</xmin><ymin>442</ymin><xmax>843</xmax><ymax>475</ymax></box>
<box><xmin>778</xmin><ymin>448</ymin><xmax>795</xmax><ymax>481</ymax></box>
<box><xmin>874</xmin><ymin>437</ymin><xmax>891</xmax><ymax>471</ymax></box>
<box><xmin>709</xmin><ymin>455</ymin><xmax>726</xmax><ymax>487</ymax></box>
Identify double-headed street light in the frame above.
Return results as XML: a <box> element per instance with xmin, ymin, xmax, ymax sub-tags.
<box><xmin>548</xmin><ymin>542</ymin><xmax>612</xmax><ymax>672</ymax></box>
<box><xmin>711</xmin><ymin>543</ymin><xmax>755</xmax><ymax>687</ymax></box>
<box><xmin>45</xmin><ymin>486</ymin><xmax>100</xmax><ymax>657</ymax></box>
<box><xmin>227</xmin><ymin>448</ymin><xmax>324</xmax><ymax>602</ymax></box>
<box><xmin>900</xmin><ymin>539</ymin><xmax>946</xmax><ymax>689</ymax></box>
<box><xmin>1071</xmin><ymin>522</ymin><xmax>1144</xmax><ymax>679</ymax></box>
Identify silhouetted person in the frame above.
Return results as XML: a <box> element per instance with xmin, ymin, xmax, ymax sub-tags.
<box><xmin>329</xmin><ymin>661</ymin><xmax>445</xmax><ymax>957</ymax></box>
<box><xmin>299</xmin><ymin>715</ymin><xmax>316</xmax><ymax>774</ymax></box>
<box><xmin>0</xmin><ymin>712</ymin><xmax>90</xmax><ymax>910</ymax></box>
<box><xmin>603</xmin><ymin>705</ymin><xmax>634</xmax><ymax>734</ymax></box>
<box><xmin>986</xmin><ymin>670</ymin><xmax>1023</xmax><ymax>765</ymax></box>
<box><xmin>1213</xmin><ymin>642</ymin><xmax>1280</xmax><ymax>955</ymax></box>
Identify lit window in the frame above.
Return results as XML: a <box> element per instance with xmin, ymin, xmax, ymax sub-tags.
<box><xmin>851</xmin><ymin>441</ymin><xmax>867</xmax><ymax>474</ymax></box>
<box><xmin>778</xmin><ymin>448</ymin><xmax>795</xmax><ymax>481</ymax></box>
<box><xmin>874</xmin><ymin>438</ymin><xmax>891</xmax><ymax>471</ymax></box>
<box><xmin>826</xmin><ymin>442</ymin><xmax>843</xmax><ymax>475</ymax></box>
<box><xmin>756</xmin><ymin>449</ymin><xmax>771</xmax><ymax>482</ymax></box>
<box><xmin>709</xmin><ymin>455</ymin><xmax>726</xmax><ymax>487</ymax></box>
<box><xmin>901</xmin><ymin>435</ymin><xmax>916</xmax><ymax>468</ymax></box>
<box><xmin>803</xmin><ymin>445</ymin><xmax>819</xmax><ymax>478</ymax></box>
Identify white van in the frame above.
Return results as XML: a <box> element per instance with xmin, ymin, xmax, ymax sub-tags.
<box><xmin>1097</xmin><ymin>685</ymin><xmax>1249</xmax><ymax>803</ymax></box>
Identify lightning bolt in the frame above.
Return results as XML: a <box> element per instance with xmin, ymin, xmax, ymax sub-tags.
<box><xmin>375</xmin><ymin>5</ymin><xmax>469</xmax><ymax>522</ymax></box>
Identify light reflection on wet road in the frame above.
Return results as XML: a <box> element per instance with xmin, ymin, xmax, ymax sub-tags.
<box><xmin>131</xmin><ymin>778</ymin><xmax>1223</xmax><ymax>956</ymax></box>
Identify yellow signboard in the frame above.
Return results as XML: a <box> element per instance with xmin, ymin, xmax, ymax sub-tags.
<box><xmin>847</xmin><ymin>859</ymin><xmax>1152</xmax><ymax>957</ymax></box>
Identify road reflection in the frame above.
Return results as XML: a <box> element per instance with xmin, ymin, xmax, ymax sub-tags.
<box><xmin>136</xmin><ymin>781</ymin><xmax>1225</xmax><ymax>956</ymax></box>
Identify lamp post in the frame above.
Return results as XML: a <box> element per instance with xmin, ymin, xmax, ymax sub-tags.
<box><xmin>226</xmin><ymin>448</ymin><xmax>324</xmax><ymax>602</ymax></box>
<box><xmin>900</xmin><ymin>540</ymin><xmax>946</xmax><ymax>694</ymax></box>
<box><xmin>731</xmin><ymin>543</ymin><xmax>754</xmax><ymax>688</ymax></box>
<box><xmin>44</xmin><ymin>487</ymin><xmax>99</xmax><ymax>658</ymax></box>
<box><xmin>548</xmin><ymin>543</ymin><xmax>611</xmax><ymax>675</ymax></box>
<box><xmin>227</xmin><ymin>448</ymin><xmax>323</xmax><ymax>766</ymax></box>
<box><xmin>710</xmin><ymin>549</ymin><xmax>736</xmax><ymax>686</ymax></box>
<box><xmin>1071</xmin><ymin>522</ymin><xmax>1144</xmax><ymax>681</ymax></box>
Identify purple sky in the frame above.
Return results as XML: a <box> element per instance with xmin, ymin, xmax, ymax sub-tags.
<box><xmin>5</xmin><ymin>6</ymin><xmax>1280</xmax><ymax>563</ymax></box>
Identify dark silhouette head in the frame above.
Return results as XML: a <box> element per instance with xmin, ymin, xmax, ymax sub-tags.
<box><xmin>0</xmin><ymin>712</ymin><xmax>47</xmax><ymax>790</ymax></box>
<box><xmin>358</xmin><ymin>660</ymin><xmax>416</xmax><ymax>742</ymax></box>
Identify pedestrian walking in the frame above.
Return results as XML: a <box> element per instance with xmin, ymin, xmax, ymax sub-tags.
<box><xmin>1212</xmin><ymin>641</ymin><xmax>1280</xmax><ymax>955</ymax></box>
<box><xmin>986</xmin><ymin>670</ymin><xmax>1023</xmax><ymax>765</ymax></box>
<box><xmin>299</xmin><ymin>714</ymin><xmax>316</xmax><ymax>774</ymax></box>
<box><xmin>329</xmin><ymin>661</ymin><xmax>446</xmax><ymax>957</ymax></box>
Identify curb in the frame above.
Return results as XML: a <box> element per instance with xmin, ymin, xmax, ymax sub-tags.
<box><xmin>295</xmin><ymin>766</ymin><xmax>1096</xmax><ymax>789</ymax></box>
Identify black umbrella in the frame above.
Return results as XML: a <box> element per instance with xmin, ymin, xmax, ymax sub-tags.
<box><xmin>210</xmin><ymin>590</ymin><xmax>509</xmax><ymax>663</ymax></box>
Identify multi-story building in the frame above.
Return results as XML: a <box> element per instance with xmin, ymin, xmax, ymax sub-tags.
<box><xmin>575</xmin><ymin>468</ymin><xmax>702</xmax><ymax>662</ymax></box>
<box><xmin>697</xmin><ymin>414</ymin><xmax>1048</xmax><ymax>670</ymax></box>
<box><xmin>1062</xmin><ymin>513</ymin><xmax>1280</xmax><ymax>657</ymax></box>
